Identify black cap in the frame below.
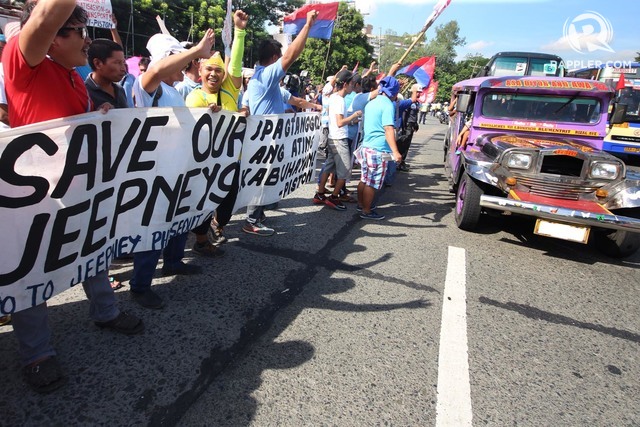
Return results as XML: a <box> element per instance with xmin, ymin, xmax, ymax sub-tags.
<box><xmin>335</xmin><ymin>69</ymin><xmax>354</xmax><ymax>84</ymax></box>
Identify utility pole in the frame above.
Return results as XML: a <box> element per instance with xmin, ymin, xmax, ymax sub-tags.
<box><xmin>469</xmin><ymin>60</ymin><xmax>482</xmax><ymax>78</ymax></box>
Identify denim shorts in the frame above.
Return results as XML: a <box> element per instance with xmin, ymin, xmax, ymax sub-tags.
<box><xmin>323</xmin><ymin>138</ymin><xmax>352</xmax><ymax>180</ymax></box>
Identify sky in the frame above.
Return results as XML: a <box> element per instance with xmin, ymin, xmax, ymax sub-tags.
<box><xmin>352</xmin><ymin>0</ymin><xmax>640</xmax><ymax>66</ymax></box>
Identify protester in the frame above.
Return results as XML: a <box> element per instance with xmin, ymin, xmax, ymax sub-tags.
<box><xmin>185</xmin><ymin>9</ymin><xmax>248</xmax><ymax>253</ymax></box>
<box><xmin>397</xmin><ymin>84</ymin><xmax>419</xmax><ymax>171</ymax></box>
<box><xmin>346</xmin><ymin>73</ymin><xmax>379</xmax><ymax>151</ymax></box>
<box><xmin>3</xmin><ymin>0</ymin><xmax>143</xmax><ymax>393</ymax></box>
<box><xmin>313</xmin><ymin>69</ymin><xmax>362</xmax><ymax>211</ymax></box>
<box><xmin>241</xmin><ymin>9</ymin><xmax>318</xmax><ymax>236</ymax></box>
<box><xmin>356</xmin><ymin>76</ymin><xmax>403</xmax><ymax>220</ymax></box>
<box><xmin>419</xmin><ymin>100</ymin><xmax>429</xmax><ymax>124</ymax></box>
<box><xmin>128</xmin><ymin>28</ymin><xmax>215</xmax><ymax>310</ymax></box>
<box><xmin>85</xmin><ymin>39</ymin><xmax>128</xmax><ymax>110</ymax></box>
<box><xmin>0</xmin><ymin>34</ymin><xmax>8</xmax><ymax>129</ymax></box>
<box><xmin>174</xmin><ymin>42</ymin><xmax>200</xmax><ymax>99</ymax></box>
<box><xmin>138</xmin><ymin>56</ymin><xmax>150</xmax><ymax>74</ymax></box>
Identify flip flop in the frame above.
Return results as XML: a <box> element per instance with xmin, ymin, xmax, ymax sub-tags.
<box><xmin>109</xmin><ymin>276</ymin><xmax>124</xmax><ymax>290</ymax></box>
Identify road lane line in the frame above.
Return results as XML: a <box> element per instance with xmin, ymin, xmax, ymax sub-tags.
<box><xmin>436</xmin><ymin>246</ymin><xmax>473</xmax><ymax>426</ymax></box>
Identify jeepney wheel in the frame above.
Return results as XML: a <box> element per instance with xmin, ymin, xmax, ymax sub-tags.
<box><xmin>592</xmin><ymin>229</ymin><xmax>640</xmax><ymax>258</ymax></box>
<box><xmin>455</xmin><ymin>172</ymin><xmax>483</xmax><ymax>230</ymax></box>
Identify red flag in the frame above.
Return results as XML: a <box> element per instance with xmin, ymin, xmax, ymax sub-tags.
<box><xmin>616</xmin><ymin>73</ymin><xmax>627</xmax><ymax>91</ymax></box>
<box><xmin>397</xmin><ymin>56</ymin><xmax>436</xmax><ymax>87</ymax></box>
<box><xmin>425</xmin><ymin>80</ymin><xmax>438</xmax><ymax>104</ymax></box>
<box><xmin>283</xmin><ymin>2</ymin><xmax>339</xmax><ymax>40</ymax></box>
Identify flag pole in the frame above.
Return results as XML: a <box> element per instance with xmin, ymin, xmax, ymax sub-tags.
<box><xmin>396</xmin><ymin>0</ymin><xmax>452</xmax><ymax>65</ymax></box>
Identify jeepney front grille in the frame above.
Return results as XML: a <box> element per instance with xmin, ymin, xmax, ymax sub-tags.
<box><xmin>515</xmin><ymin>176</ymin><xmax>601</xmax><ymax>200</ymax></box>
<box><xmin>611</xmin><ymin>135</ymin><xmax>640</xmax><ymax>143</ymax></box>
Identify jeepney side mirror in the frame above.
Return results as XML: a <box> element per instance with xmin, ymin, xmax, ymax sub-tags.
<box><xmin>610</xmin><ymin>103</ymin><xmax>627</xmax><ymax>125</ymax></box>
<box><xmin>456</xmin><ymin>93</ymin><xmax>471</xmax><ymax>113</ymax></box>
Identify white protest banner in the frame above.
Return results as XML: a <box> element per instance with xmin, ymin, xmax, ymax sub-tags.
<box><xmin>78</xmin><ymin>0</ymin><xmax>114</xmax><ymax>29</ymax></box>
<box><xmin>234</xmin><ymin>113</ymin><xmax>321</xmax><ymax>210</ymax></box>
<box><xmin>0</xmin><ymin>109</ymin><xmax>320</xmax><ymax>314</ymax></box>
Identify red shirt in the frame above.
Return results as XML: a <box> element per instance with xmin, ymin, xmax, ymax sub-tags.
<box><xmin>3</xmin><ymin>37</ymin><xmax>92</xmax><ymax>128</ymax></box>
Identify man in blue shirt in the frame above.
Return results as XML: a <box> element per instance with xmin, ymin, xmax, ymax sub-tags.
<box><xmin>357</xmin><ymin>77</ymin><xmax>403</xmax><ymax>220</ymax></box>
<box><xmin>242</xmin><ymin>9</ymin><xmax>318</xmax><ymax>236</ymax></box>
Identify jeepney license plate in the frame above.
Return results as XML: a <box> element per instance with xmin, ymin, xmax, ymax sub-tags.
<box><xmin>534</xmin><ymin>219</ymin><xmax>590</xmax><ymax>244</ymax></box>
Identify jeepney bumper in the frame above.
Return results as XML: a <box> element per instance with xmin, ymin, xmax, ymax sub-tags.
<box><xmin>480</xmin><ymin>195</ymin><xmax>640</xmax><ymax>233</ymax></box>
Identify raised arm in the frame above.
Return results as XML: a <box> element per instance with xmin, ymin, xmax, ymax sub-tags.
<box><xmin>228</xmin><ymin>10</ymin><xmax>248</xmax><ymax>89</ymax></box>
<box><xmin>19</xmin><ymin>0</ymin><xmax>78</xmax><ymax>67</ymax></box>
<box><xmin>110</xmin><ymin>13</ymin><xmax>123</xmax><ymax>47</ymax></box>
<box><xmin>141</xmin><ymin>29</ymin><xmax>215</xmax><ymax>94</ymax></box>
<box><xmin>281</xmin><ymin>10</ymin><xmax>318</xmax><ymax>71</ymax></box>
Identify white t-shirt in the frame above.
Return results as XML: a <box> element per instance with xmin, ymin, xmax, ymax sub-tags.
<box><xmin>133</xmin><ymin>78</ymin><xmax>185</xmax><ymax>107</ymax></box>
<box><xmin>328</xmin><ymin>93</ymin><xmax>348</xmax><ymax>140</ymax></box>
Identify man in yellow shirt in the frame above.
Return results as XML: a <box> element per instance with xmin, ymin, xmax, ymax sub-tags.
<box><xmin>186</xmin><ymin>10</ymin><xmax>247</xmax><ymax>254</ymax></box>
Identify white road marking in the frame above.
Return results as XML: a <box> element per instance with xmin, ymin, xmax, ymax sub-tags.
<box><xmin>436</xmin><ymin>246</ymin><xmax>473</xmax><ymax>427</ymax></box>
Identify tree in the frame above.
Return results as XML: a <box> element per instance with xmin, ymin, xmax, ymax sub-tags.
<box><xmin>421</xmin><ymin>21</ymin><xmax>466</xmax><ymax>101</ymax></box>
<box><xmin>455</xmin><ymin>54</ymin><xmax>489</xmax><ymax>81</ymax></box>
<box><xmin>97</xmin><ymin>0</ymin><xmax>302</xmax><ymax>64</ymax></box>
<box><xmin>635</xmin><ymin>52</ymin><xmax>640</xmax><ymax>62</ymax></box>
<box><xmin>378</xmin><ymin>31</ymin><xmax>428</xmax><ymax>72</ymax></box>
<box><xmin>295</xmin><ymin>2</ymin><xmax>373</xmax><ymax>83</ymax></box>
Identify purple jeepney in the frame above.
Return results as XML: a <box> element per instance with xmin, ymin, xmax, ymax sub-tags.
<box><xmin>444</xmin><ymin>75</ymin><xmax>640</xmax><ymax>257</ymax></box>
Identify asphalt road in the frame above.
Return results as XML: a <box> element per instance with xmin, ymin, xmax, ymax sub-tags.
<box><xmin>1</xmin><ymin>116</ymin><xmax>638</xmax><ymax>426</ymax></box>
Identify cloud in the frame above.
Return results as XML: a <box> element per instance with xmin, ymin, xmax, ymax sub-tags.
<box><xmin>467</xmin><ymin>40</ymin><xmax>495</xmax><ymax>51</ymax></box>
<box><xmin>541</xmin><ymin>36</ymin><xmax>573</xmax><ymax>52</ymax></box>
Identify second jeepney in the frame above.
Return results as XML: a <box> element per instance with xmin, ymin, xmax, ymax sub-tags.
<box><xmin>444</xmin><ymin>75</ymin><xmax>640</xmax><ymax>257</ymax></box>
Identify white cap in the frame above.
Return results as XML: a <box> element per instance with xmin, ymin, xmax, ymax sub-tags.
<box><xmin>147</xmin><ymin>34</ymin><xmax>187</xmax><ymax>67</ymax></box>
<box><xmin>242</xmin><ymin>67</ymin><xmax>255</xmax><ymax>78</ymax></box>
<box><xmin>322</xmin><ymin>82</ymin><xmax>333</xmax><ymax>95</ymax></box>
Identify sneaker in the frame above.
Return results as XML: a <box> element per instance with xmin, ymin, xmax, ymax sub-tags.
<box><xmin>95</xmin><ymin>311</ymin><xmax>144</xmax><ymax>335</ymax></box>
<box><xmin>397</xmin><ymin>163</ymin><xmax>410</xmax><ymax>172</ymax></box>
<box><xmin>325</xmin><ymin>194</ymin><xmax>347</xmax><ymax>211</ymax></box>
<box><xmin>162</xmin><ymin>262</ymin><xmax>203</xmax><ymax>276</ymax></box>
<box><xmin>130</xmin><ymin>289</ymin><xmax>165</xmax><ymax>309</ymax></box>
<box><xmin>207</xmin><ymin>226</ymin><xmax>227</xmax><ymax>245</ymax></box>
<box><xmin>242</xmin><ymin>221</ymin><xmax>275</xmax><ymax>236</ymax></box>
<box><xmin>313</xmin><ymin>192</ymin><xmax>327</xmax><ymax>204</ymax></box>
<box><xmin>193</xmin><ymin>241</ymin><xmax>225</xmax><ymax>258</ymax></box>
<box><xmin>359</xmin><ymin>210</ymin><xmax>385</xmax><ymax>220</ymax></box>
<box><xmin>356</xmin><ymin>204</ymin><xmax>376</xmax><ymax>212</ymax></box>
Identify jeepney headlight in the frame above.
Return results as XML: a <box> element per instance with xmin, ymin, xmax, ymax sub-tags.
<box><xmin>506</xmin><ymin>153</ymin><xmax>532</xmax><ymax>169</ymax></box>
<box><xmin>589</xmin><ymin>161</ymin><xmax>620</xmax><ymax>180</ymax></box>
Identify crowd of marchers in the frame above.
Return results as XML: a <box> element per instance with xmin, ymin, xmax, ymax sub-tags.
<box><xmin>0</xmin><ymin>0</ymin><xmax>425</xmax><ymax>394</ymax></box>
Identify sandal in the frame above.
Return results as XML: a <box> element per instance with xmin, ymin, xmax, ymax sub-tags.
<box><xmin>109</xmin><ymin>276</ymin><xmax>124</xmax><ymax>290</ymax></box>
<box><xmin>23</xmin><ymin>356</ymin><xmax>67</xmax><ymax>394</ymax></box>
<box><xmin>95</xmin><ymin>311</ymin><xmax>144</xmax><ymax>335</ymax></box>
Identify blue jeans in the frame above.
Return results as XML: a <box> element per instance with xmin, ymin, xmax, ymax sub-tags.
<box><xmin>12</xmin><ymin>270</ymin><xmax>118</xmax><ymax>365</ymax></box>
<box><xmin>384</xmin><ymin>160</ymin><xmax>397</xmax><ymax>186</ymax></box>
<box><xmin>130</xmin><ymin>233</ymin><xmax>189</xmax><ymax>292</ymax></box>
<box><xmin>246</xmin><ymin>205</ymin><xmax>265</xmax><ymax>224</ymax></box>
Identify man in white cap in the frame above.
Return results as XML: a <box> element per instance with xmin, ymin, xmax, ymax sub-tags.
<box><xmin>128</xmin><ymin>28</ymin><xmax>215</xmax><ymax>310</ymax></box>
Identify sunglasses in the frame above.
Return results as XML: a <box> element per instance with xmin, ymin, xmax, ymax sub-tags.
<box><xmin>60</xmin><ymin>26</ymin><xmax>88</xmax><ymax>39</ymax></box>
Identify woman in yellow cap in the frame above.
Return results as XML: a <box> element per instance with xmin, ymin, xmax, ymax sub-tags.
<box><xmin>186</xmin><ymin>9</ymin><xmax>248</xmax><ymax>256</ymax></box>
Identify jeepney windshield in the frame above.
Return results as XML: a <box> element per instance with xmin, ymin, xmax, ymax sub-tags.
<box><xmin>481</xmin><ymin>93</ymin><xmax>602</xmax><ymax>124</ymax></box>
<box><xmin>490</xmin><ymin>57</ymin><xmax>561</xmax><ymax>77</ymax></box>
<box><xmin>618</xmin><ymin>87</ymin><xmax>640</xmax><ymax>123</ymax></box>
